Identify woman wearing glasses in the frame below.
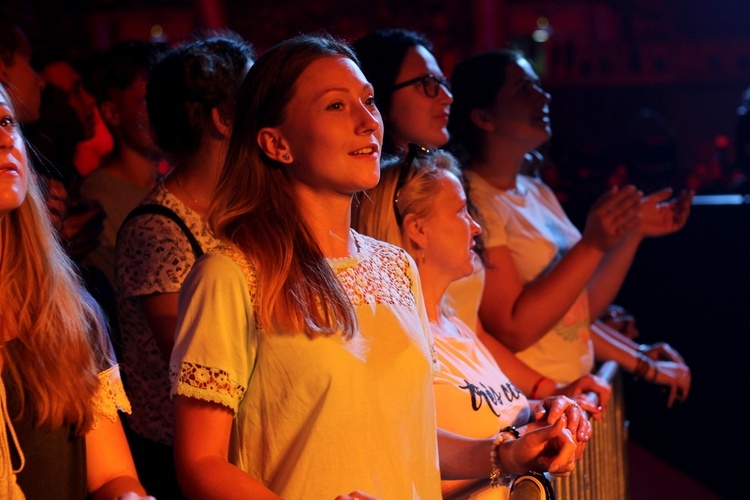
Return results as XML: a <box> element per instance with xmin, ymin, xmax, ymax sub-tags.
<box><xmin>353</xmin><ymin>147</ymin><xmax>594</xmax><ymax>498</ymax></box>
<box><xmin>353</xmin><ymin>29</ymin><xmax>611</xmax><ymax>405</ymax></box>
<box><xmin>168</xmin><ymin>34</ymin><xmax>580</xmax><ymax>499</ymax></box>
<box><xmin>447</xmin><ymin>49</ymin><xmax>692</xmax><ymax>405</ymax></box>
<box><xmin>353</xmin><ymin>28</ymin><xmax>453</xmax><ymax>155</ymax></box>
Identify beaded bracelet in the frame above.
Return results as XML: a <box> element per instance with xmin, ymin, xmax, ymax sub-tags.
<box><xmin>490</xmin><ymin>426</ymin><xmax>520</xmax><ymax>488</ymax></box>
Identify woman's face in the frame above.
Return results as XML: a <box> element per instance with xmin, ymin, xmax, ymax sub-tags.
<box><xmin>420</xmin><ymin>170</ymin><xmax>481</xmax><ymax>283</ymax></box>
<box><xmin>0</xmin><ymin>96</ymin><xmax>28</xmax><ymax>219</ymax></box>
<box><xmin>388</xmin><ymin>45</ymin><xmax>453</xmax><ymax>151</ymax></box>
<box><xmin>485</xmin><ymin>58</ymin><xmax>551</xmax><ymax>150</ymax></box>
<box><xmin>276</xmin><ymin>55</ymin><xmax>383</xmax><ymax>199</ymax></box>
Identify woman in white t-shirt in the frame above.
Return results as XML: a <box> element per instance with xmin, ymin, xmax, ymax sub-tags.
<box><xmin>447</xmin><ymin>48</ymin><xmax>692</xmax><ymax>405</ymax></box>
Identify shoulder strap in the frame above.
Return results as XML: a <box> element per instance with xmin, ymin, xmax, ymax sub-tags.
<box><xmin>118</xmin><ymin>203</ymin><xmax>204</xmax><ymax>259</ymax></box>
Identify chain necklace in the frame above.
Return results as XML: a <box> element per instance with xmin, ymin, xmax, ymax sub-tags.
<box><xmin>176</xmin><ymin>177</ymin><xmax>207</xmax><ymax>213</ymax></box>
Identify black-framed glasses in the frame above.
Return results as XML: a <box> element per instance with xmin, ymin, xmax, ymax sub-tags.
<box><xmin>392</xmin><ymin>73</ymin><xmax>451</xmax><ymax>98</ymax></box>
<box><xmin>393</xmin><ymin>143</ymin><xmax>433</xmax><ymax>226</ymax></box>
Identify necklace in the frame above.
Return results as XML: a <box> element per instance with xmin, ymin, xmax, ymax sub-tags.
<box><xmin>176</xmin><ymin>177</ymin><xmax>207</xmax><ymax>213</ymax></box>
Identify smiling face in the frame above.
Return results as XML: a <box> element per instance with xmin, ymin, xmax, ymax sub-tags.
<box><xmin>420</xmin><ymin>170</ymin><xmax>481</xmax><ymax>284</ymax></box>
<box><xmin>388</xmin><ymin>45</ymin><xmax>453</xmax><ymax>151</ymax></box>
<box><xmin>485</xmin><ymin>57</ymin><xmax>551</xmax><ymax>151</ymax></box>
<box><xmin>274</xmin><ymin>55</ymin><xmax>383</xmax><ymax>198</ymax></box>
<box><xmin>0</xmin><ymin>91</ymin><xmax>28</xmax><ymax>219</ymax></box>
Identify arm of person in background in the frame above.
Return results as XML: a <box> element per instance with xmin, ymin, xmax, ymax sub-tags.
<box><xmin>590</xmin><ymin>321</ymin><xmax>690</xmax><ymax>408</ymax></box>
<box><xmin>587</xmin><ymin>188</ymin><xmax>693</xmax><ymax>319</ymax></box>
<box><xmin>600</xmin><ymin>304</ymin><xmax>639</xmax><ymax>340</ymax></box>
<box><xmin>476</xmin><ymin>324</ymin><xmax>611</xmax><ymax>411</ymax></box>
<box><xmin>479</xmin><ymin>186</ymin><xmax>642</xmax><ymax>352</ymax></box>
<box><xmin>140</xmin><ymin>293</ymin><xmax>180</xmax><ymax>364</ymax></box>
<box><xmin>594</xmin><ymin>318</ymin><xmax>686</xmax><ymax>364</ymax></box>
<box><xmin>85</xmin><ymin>415</ymin><xmax>153</xmax><ymax>500</ymax></box>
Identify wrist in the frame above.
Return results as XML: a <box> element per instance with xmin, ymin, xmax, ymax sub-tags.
<box><xmin>530</xmin><ymin>376</ymin><xmax>555</xmax><ymax>399</ymax></box>
<box><xmin>490</xmin><ymin>426</ymin><xmax>520</xmax><ymax>487</ymax></box>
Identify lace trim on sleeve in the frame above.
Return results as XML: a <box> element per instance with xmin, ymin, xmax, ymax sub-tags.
<box><xmin>170</xmin><ymin>361</ymin><xmax>246</xmax><ymax>415</ymax></box>
<box><xmin>92</xmin><ymin>365</ymin><xmax>132</xmax><ymax>428</ymax></box>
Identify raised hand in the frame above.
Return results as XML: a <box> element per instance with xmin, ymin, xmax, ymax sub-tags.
<box><xmin>581</xmin><ymin>185</ymin><xmax>643</xmax><ymax>251</ymax></box>
<box><xmin>638</xmin><ymin>188</ymin><xmax>694</xmax><ymax>237</ymax></box>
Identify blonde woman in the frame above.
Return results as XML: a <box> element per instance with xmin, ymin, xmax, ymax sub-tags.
<box><xmin>0</xmin><ymin>84</ymin><xmax>151</xmax><ymax>499</ymax></box>
<box><xmin>353</xmin><ymin>148</ymin><xmax>594</xmax><ymax>498</ymax></box>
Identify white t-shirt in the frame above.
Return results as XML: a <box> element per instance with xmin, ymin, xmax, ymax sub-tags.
<box><xmin>170</xmin><ymin>232</ymin><xmax>442</xmax><ymax>499</ymax></box>
<box><xmin>465</xmin><ymin>172</ymin><xmax>594</xmax><ymax>384</ymax></box>
<box><xmin>435</xmin><ymin>316</ymin><xmax>530</xmax><ymax>500</ymax></box>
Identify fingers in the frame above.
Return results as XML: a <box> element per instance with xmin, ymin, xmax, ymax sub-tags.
<box><xmin>584</xmin><ymin>185</ymin><xmax>643</xmax><ymax>249</ymax></box>
<box><xmin>645</xmin><ymin>187</ymin><xmax>673</xmax><ymax>204</ymax></box>
<box><xmin>546</xmin><ymin>422</ymin><xmax>577</xmax><ymax>477</ymax></box>
<box><xmin>336</xmin><ymin>491</ymin><xmax>379</xmax><ymax>500</ymax></box>
<box><xmin>661</xmin><ymin>363</ymin><xmax>691</xmax><ymax>407</ymax></box>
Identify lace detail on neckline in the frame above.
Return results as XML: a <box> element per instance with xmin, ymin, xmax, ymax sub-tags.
<box><xmin>327</xmin><ymin>229</ymin><xmax>366</xmax><ymax>268</ymax></box>
<box><xmin>333</xmin><ymin>236</ymin><xmax>415</xmax><ymax>307</ymax></box>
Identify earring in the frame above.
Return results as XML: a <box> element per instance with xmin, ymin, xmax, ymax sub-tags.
<box><xmin>282</xmin><ymin>153</ymin><xmax>292</xmax><ymax>161</ymax></box>
<box><xmin>420</xmin><ymin>251</ymin><xmax>426</xmax><ymax>265</ymax></box>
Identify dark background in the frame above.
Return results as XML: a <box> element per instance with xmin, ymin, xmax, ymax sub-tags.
<box><xmin>6</xmin><ymin>1</ymin><xmax>749</xmax><ymax>497</ymax></box>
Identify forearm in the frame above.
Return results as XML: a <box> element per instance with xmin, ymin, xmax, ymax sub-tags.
<box><xmin>481</xmin><ymin>242</ymin><xmax>605</xmax><ymax>352</ymax></box>
<box><xmin>476</xmin><ymin>327</ymin><xmax>556</xmax><ymax>398</ymax></box>
<box><xmin>590</xmin><ymin>322</ymin><xmax>639</xmax><ymax>372</ymax></box>
<box><xmin>437</xmin><ymin>429</ymin><xmax>493</xmax><ymax>480</ymax></box>
<box><xmin>174</xmin><ymin>397</ymin><xmax>279</xmax><ymax>499</ymax></box>
<box><xmin>593</xmin><ymin>320</ymin><xmax>640</xmax><ymax>350</ymax></box>
<box><xmin>176</xmin><ymin>456</ymin><xmax>280</xmax><ymax>500</ymax></box>
<box><xmin>90</xmin><ymin>476</ymin><xmax>148</xmax><ymax>500</ymax></box>
<box><xmin>587</xmin><ymin>231</ymin><xmax>643</xmax><ymax>318</ymax></box>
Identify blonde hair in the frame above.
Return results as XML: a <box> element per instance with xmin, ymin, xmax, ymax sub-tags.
<box><xmin>353</xmin><ymin>149</ymin><xmax>462</xmax><ymax>251</ymax></box>
<box><xmin>208</xmin><ymin>34</ymin><xmax>359</xmax><ymax>338</ymax></box>
<box><xmin>0</xmin><ymin>85</ymin><xmax>111</xmax><ymax>434</ymax></box>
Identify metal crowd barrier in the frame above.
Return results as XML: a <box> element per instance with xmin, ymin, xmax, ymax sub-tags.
<box><xmin>444</xmin><ymin>361</ymin><xmax>628</xmax><ymax>500</ymax></box>
<box><xmin>552</xmin><ymin>361</ymin><xmax>629</xmax><ymax>500</ymax></box>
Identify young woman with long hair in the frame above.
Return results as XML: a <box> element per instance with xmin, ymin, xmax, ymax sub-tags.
<box><xmin>169</xmin><ymin>34</ymin><xmax>580</xmax><ymax>499</ymax></box>
<box><xmin>0</xmin><ymin>84</ymin><xmax>151</xmax><ymax>499</ymax></box>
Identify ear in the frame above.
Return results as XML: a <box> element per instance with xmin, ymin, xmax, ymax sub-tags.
<box><xmin>401</xmin><ymin>212</ymin><xmax>428</xmax><ymax>254</ymax></box>
<box><xmin>257</xmin><ymin>126</ymin><xmax>292</xmax><ymax>163</ymax></box>
<box><xmin>211</xmin><ymin>107</ymin><xmax>231</xmax><ymax>138</ymax></box>
<box><xmin>99</xmin><ymin>101</ymin><xmax>119</xmax><ymax>127</ymax></box>
<box><xmin>470</xmin><ymin>108</ymin><xmax>494</xmax><ymax>132</ymax></box>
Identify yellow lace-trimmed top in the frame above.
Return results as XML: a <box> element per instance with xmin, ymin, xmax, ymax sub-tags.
<box><xmin>169</xmin><ymin>231</ymin><xmax>442</xmax><ymax>499</ymax></box>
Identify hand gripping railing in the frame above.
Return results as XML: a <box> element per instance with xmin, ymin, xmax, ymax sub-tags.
<box><xmin>444</xmin><ymin>361</ymin><xmax>628</xmax><ymax>500</ymax></box>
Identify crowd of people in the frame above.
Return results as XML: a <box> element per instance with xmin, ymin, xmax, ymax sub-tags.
<box><xmin>0</xmin><ymin>12</ymin><xmax>694</xmax><ymax>500</ymax></box>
